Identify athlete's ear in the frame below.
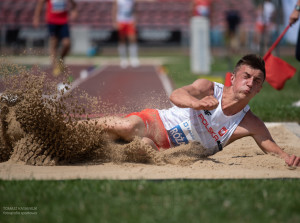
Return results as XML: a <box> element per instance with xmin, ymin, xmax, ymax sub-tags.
<box><xmin>230</xmin><ymin>72</ymin><xmax>235</xmax><ymax>85</ymax></box>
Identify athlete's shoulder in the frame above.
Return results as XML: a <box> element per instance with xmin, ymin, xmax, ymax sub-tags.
<box><xmin>190</xmin><ymin>79</ymin><xmax>215</xmax><ymax>96</ymax></box>
<box><xmin>192</xmin><ymin>79</ymin><xmax>214</xmax><ymax>89</ymax></box>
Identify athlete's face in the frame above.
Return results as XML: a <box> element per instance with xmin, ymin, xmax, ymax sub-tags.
<box><xmin>231</xmin><ymin>65</ymin><xmax>264</xmax><ymax>100</ymax></box>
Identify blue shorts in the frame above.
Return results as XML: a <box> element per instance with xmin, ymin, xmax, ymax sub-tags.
<box><xmin>48</xmin><ymin>24</ymin><xmax>70</xmax><ymax>40</ymax></box>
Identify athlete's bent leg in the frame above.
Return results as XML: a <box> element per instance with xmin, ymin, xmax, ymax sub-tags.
<box><xmin>87</xmin><ymin>115</ymin><xmax>146</xmax><ymax>142</ymax></box>
<box><xmin>60</xmin><ymin>37</ymin><xmax>71</xmax><ymax>60</ymax></box>
<box><xmin>49</xmin><ymin>36</ymin><xmax>59</xmax><ymax>67</ymax></box>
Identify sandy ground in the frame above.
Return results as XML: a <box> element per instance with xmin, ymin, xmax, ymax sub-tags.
<box><xmin>1</xmin><ymin>123</ymin><xmax>299</xmax><ymax>180</ymax></box>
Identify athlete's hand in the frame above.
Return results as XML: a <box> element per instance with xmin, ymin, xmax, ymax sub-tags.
<box><xmin>192</xmin><ymin>95</ymin><xmax>219</xmax><ymax>110</ymax></box>
<box><xmin>285</xmin><ymin>154</ymin><xmax>300</xmax><ymax>167</ymax></box>
<box><xmin>33</xmin><ymin>17</ymin><xmax>39</xmax><ymax>28</ymax></box>
<box><xmin>70</xmin><ymin>9</ymin><xmax>78</xmax><ymax>21</ymax></box>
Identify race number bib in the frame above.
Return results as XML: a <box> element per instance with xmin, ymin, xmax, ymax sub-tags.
<box><xmin>51</xmin><ymin>0</ymin><xmax>67</xmax><ymax>12</ymax></box>
<box><xmin>167</xmin><ymin>120</ymin><xmax>200</xmax><ymax>146</ymax></box>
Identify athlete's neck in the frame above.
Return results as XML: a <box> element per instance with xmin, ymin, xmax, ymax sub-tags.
<box><xmin>221</xmin><ymin>86</ymin><xmax>249</xmax><ymax>116</ymax></box>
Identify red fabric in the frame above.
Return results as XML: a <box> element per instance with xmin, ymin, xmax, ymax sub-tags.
<box><xmin>224</xmin><ymin>72</ymin><xmax>232</xmax><ymax>87</ymax></box>
<box><xmin>126</xmin><ymin>109</ymin><xmax>171</xmax><ymax>149</ymax></box>
<box><xmin>264</xmin><ymin>54</ymin><xmax>296</xmax><ymax>90</ymax></box>
<box><xmin>46</xmin><ymin>0</ymin><xmax>68</xmax><ymax>25</ymax></box>
<box><xmin>262</xmin><ymin>25</ymin><xmax>296</xmax><ymax>90</ymax></box>
<box><xmin>117</xmin><ymin>22</ymin><xmax>136</xmax><ymax>39</ymax></box>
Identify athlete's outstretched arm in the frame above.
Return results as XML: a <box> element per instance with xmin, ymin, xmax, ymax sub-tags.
<box><xmin>169</xmin><ymin>79</ymin><xmax>218</xmax><ymax>110</ymax></box>
<box><xmin>234</xmin><ymin>111</ymin><xmax>300</xmax><ymax>167</ymax></box>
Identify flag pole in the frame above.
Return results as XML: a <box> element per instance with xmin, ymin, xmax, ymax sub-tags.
<box><xmin>263</xmin><ymin>25</ymin><xmax>290</xmax><ymax>60</ymax></box>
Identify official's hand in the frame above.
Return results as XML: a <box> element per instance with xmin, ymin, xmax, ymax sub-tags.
<box><xmin>192</xmin><ymin>95</ymin><xmax>219</xmax><ymax>110</ymax></box>
<box><xmin>289</xmin><ymin>10</ymin><xmax>300</xmax><ymax>25</ymax></box>
<box><xmin>285</xmin><ymin>154</ymin><xmax>300</xmax><ymax>167</ymax></box>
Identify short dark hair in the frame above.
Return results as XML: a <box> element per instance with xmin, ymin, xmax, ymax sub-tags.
<box><xmin>233</xmin><ymin>54</ymin><xmax>266</xmax><ymax>81</ymax></box>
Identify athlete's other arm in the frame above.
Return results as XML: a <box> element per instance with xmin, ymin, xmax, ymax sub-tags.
<box><xmin>69</xmin><ymin>0</ymin><xmax>78</xmax><ymax>21</ymax></box>
<box><xmin>229</xmin><ymin>110</ymin><xmax>300</xmax><ymax>167</ymax></box>
<box><xmin>112</xmin><ymin>0</ymin><xmax>118</xmax><ymax>28</ymax></box>
<box><xmin>170</xmin><ymin>79</ymin><xmax>219</xmax><ymax>110</ymax></box>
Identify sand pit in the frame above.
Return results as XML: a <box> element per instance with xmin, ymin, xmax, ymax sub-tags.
<box><xmin>0</xmin><ymin>123</ymin><xmax>299</xmax><ymax>180</ymax></box>
<box><xmin>0</xmin><ymin>60</ymin><xmax>299</xmax><ymax>180</ymax></box>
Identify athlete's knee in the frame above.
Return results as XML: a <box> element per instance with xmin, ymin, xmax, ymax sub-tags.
<box><xmin>99</xmin><ymin>116</ymin><xmax>144</xmax><ymax>141</ymax></box>
<box><xmin>62</xmin><ymin>38</ymin><xmax>71</xmax><ymax>49</ymax></box>
<box><xmin>141</xmin><ymin>137</ymin><xmax>159</xmax><ymax>151</ymax></box>
<box><xmin>118</xmin><ymin>119</ymin><xmax>143</xmax><ymax>140</ymax></box>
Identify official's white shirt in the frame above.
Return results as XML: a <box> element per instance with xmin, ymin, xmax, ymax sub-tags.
<box><xmin>158</xmin><ymin>82</ymin><xmax>250</xmax><ymax>151</ymax></box>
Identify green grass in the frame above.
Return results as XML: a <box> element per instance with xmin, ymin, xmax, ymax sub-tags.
<box><xmin>164</xmin><ymin>55</ymin><xmax>300</xmax><ymax>122</ymax></box>
<box><xmin>1</xmin><ymin>179</ymin><xmax>300</xmax><ymax>223</ymax></box>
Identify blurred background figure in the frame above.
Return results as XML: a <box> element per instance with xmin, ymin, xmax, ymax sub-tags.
<box><xmin>289</xmin><ymin>0</ymin><xmax>300</xmax><ymax>61</ymax></box>
<box><xmin>33</xmin><ymin>0</ymin><xmax>77</xmax><ymax>76</ymax></box>
<box><xmin>225</xmin><ymin>2</ymin><xmax>241</xmax><ymax>55</ymax></box>
<box><xmin>190</xmin><ymin>0</ymin><xmax>213</xmax><ymax>74</ymax></box>
<box><xmin>112</xmin><ymin>0</ymin><xmax>139</xmax><ymax>68</ymax></box>
<box><xmin>191</xmin><ymin>0</ymin><xmax>212</xmax><ymax>18</ymax></box>
<box><xmin>253</xmin><ymin>0</ymin><xmax>275</xmax><ymax>55</ymax></box>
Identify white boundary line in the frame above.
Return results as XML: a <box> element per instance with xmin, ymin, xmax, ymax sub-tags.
<box><xmin>68</xmin><ymin>65</ymin><xmax>108</xmax><ymax>91</ymax></box>
<box><xmin>155</xmin><ymin>66</ymin><xmax>174</xmax><ymax>97</ymax></box>
<box><xmin>56</xmin><ymin>65</ymin><xmax>107</xmax><ymax>99</ymax></box>
<box><xmin>265</xmin><ymin>122</ymin><xmax>300</xmax><ymax>138</ymax></box>
<box><xmin>292</xmin><ymin>100</ymin><xmax>300</xmax><ymax>107</ymax></box>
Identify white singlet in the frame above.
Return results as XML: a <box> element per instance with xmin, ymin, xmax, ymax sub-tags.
<box><xmin>117</xmin><ymin>0</ymin><xmax>135</xmax><ymax>23</ymax></box>
<box><xmin>158</xmin><ymin>82</ymin><xmax>250</xmax><ymax>151</ymax></box>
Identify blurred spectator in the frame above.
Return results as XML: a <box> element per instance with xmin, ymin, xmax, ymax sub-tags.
<box><xmin>6</xmin><ymin>9</ymin><xmax>22</xmax><ymax>54</ymax></box>
<box><xmin>254</xmin><ymin>0</ymin><xmax>275</xmax><ymax>54</ymax></box>
<box><xmin>112</xmin><ymin>0</ymin><xmax>139</xmax><ymax>68</ymax></box>
<box><xmin>33</xmin><ymin>0</ymin><xmax>77</xmax><ymax>76</ymax></box>
<box><xmin>289</xmin><ymin>0</ymin><xmax>300</xmax><ymax>61</ymax></box>
<box><xmin>225</xmin><ymin>3</ymin><xmax>241</xmax><ymax>55</ymax></box>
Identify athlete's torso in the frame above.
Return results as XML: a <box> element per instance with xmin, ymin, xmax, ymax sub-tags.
<box><xmin>46</xmin><ymin>0</ymin><xmax>68</xmax><ymax>24</ymax></box>
<box><xmin>117</xmin><ymin>0</ymin><xmax>135</xmax><ymax>23</ymax></box>
<box><xmin>158</xmin><ymin>82</ymin><xmax>250</xmax><ymax>151</ymax></box>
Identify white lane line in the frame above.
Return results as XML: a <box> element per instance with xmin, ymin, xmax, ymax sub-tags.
<box><xmin>155</xmin><ymin>66</ymin><xmax>174</xmax><ymax>97</ymax></box>
<box><xmin>56</xmin><ymin>65</ymin><xmax>107</xmax><ymax>98</ymax></box>
<box><xmin>68</xmin><ymin>65</ymin><xmax>108</xmax><ymax>91</ymax></box>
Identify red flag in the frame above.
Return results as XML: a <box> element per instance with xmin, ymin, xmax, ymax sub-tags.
<box><xmin>263</xmin><ymin>25</ymin><xmax>296</xmax><ymax>90</ymax></box>
<box><xmin>224</xmin><ymin>25</ymin><xmax>296</xmax><ymax>90</ymax></box>
<box><xmin>224</xmin><ymin>72</ymin><xmax>232</xmax><ymax>87</ymax></box>
<box><xmin>264</xmin><ymin>54</ymin><xmax>296</xmax><ymax>90</ymax></box>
